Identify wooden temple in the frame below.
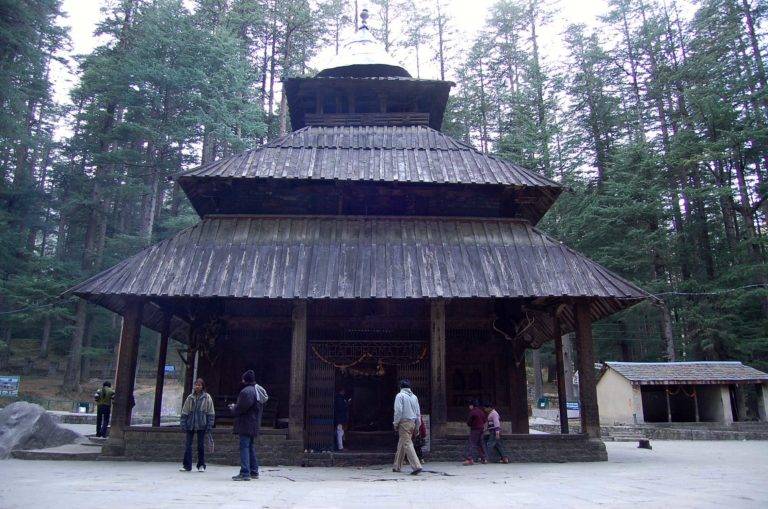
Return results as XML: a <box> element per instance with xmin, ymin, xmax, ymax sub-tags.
<box><xmin>69</xmin><ymin>14</ymin><xmax>649</xmax><ymax>463</ymax></box>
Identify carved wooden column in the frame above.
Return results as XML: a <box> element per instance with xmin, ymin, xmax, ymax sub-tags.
<box><xmin>574</xmin><ymin>301</ymin><xmax>600</xmax><ymax>438</ymax></box>
<box><xmin>430</xmin><ymin>299</ymin><xmax>447</xmax><ymax>438</ymax></box>
<box><xmin>553</xmin><ymin>311</ymin><xmax>569</xmax><ymax>434</ymax></box>
<box><xmin>103</xmin><ymin>298</ymin><xmax>143</xmax><ymax>455</ymax></box>
<box><xmin>152</xmin><ymin>313</ymin><xmax>171</xmax><ymax>427</ymax></box>
<box><xmin>289</xmin><ymin>300</ymin><xmax>307</xmax><ymax>441</ymax></box>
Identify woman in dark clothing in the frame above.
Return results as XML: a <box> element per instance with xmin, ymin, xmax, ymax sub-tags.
<box><xmin>463</xmin><ymin>399</ymin><xmax>487</xmax><ymax>465</ymax></box>
<box><xmin>180</xmin><ymin>378</ymin><xmax>215</xmax><ymax>472</ymax></box>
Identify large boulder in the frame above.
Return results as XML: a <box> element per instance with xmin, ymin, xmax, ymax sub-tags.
<box><xmin>0</xmin><ymin>402</ymin><xmax>81</xmax><ymax>459</ymax></box>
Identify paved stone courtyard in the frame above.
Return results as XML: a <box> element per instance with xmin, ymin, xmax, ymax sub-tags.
<box><xmin>1</xmin><ymin>441</ymin><xmax>766</xmax><ymax>508</ymax></box>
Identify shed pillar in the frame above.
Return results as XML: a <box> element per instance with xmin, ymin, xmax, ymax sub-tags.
<box><xmin>289</xmin><ymin>300</ymin><xmax>308</xmax><ymax>441</ymax></box>
<box><xmin>152</xmin><ymin>314</ymin><xmax>171</xmax><ymax>427</ymax></box>
<box><xmin>509</xmin><ymin>347</ymin><xmax>529</xmax><ymax>433</ymax></box>
<box><xmin>719</xmin><ymin>386</ymin><xmax>734</xmax><ymax>424</ymax></box>
<box><xmin>574</xmin><ymin>301</ymin><xmax>600</xmax><ymax>438</ymax></box>
<box><xmin>430</xmin><ymin>299</ymin><xmax>447</xmax><ymax>438</ymax></box>
<box><xmin>103</xmin><ymin>298</ymin><xmax>143</xmax><ymax>456</ymax></box>
<box><xmin>553</xmin><ymin>312</ymin><xmax>569</xmax><ymax>434</ymax></box>
<box><xmin>757</xmin><ymin>383</ymin><xmax>768</xmax><ymax>422</ymax></box>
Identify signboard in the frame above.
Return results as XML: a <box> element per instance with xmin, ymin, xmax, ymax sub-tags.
<box><xmin>0</xmin><ymin>375</ymin><xmax>20</xmax><ymax>397</ymax></box>
<box><xmin>164</xmin><ymin>365</ymin><xmax>175</xmax><ymax>374</ymax></box>
<box><xmin>566</xmin><ymin>402</ymin><xmax>580</xmax><ymax>411</ymax></box>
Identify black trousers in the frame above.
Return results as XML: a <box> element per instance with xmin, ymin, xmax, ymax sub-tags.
<box><xmin>96</xmin><ymin>405</ymin><xmax>111</xmax><ymax>437</ymax></box>
<box><xmin>183</xmin><ymin>430</ymin><xmax>206</xmax><ymax>470</ymax></box>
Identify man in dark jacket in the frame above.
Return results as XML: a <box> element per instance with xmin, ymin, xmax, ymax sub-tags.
<box><xmin>228</xmin><ymin>369</ymin><xmax>268</xmax><ymax>481</ymax></box>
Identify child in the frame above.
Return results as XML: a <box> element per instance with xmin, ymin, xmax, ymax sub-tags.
<box><xmin>484</xmin><ymin>401</ymin><xmax>509</xmax><ymax>463</ymax></box>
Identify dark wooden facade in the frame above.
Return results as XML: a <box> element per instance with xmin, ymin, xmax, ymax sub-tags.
<box><xmin>71</xmin><ymin>21</ymin><xmax>649</xmax><ymax>459</ymax></box>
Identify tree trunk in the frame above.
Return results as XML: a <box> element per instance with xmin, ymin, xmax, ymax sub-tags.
<box><xmin>63</xmin><ymin>300</ymin><xmax>87</xmax><ymax>392</ymax></box>
<box><xmin>532</xmin><ymin>348</ymin><xmax>544</xmax><ymax>400</ymax></box>
<box><xmin>39</xmin><ymin>316</ymin><xmax>51</xmax><ymax>358</ymax></box>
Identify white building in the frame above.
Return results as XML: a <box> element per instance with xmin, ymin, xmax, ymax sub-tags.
<box><xmin>596</xmin><ymin>362</ymin><xmax>768</xmax><ymax>425</ymax></box>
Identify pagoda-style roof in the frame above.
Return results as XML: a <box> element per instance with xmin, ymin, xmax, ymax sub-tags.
<box><xmin>182</xmin><ymin>126</ymin><xmax>557</xmax><ymax>187</ymax></box>
<box><xmin>69</xmin><ymin>215</ymin><xmax>648</xmax><ymax>337</ymax></box>
<box><xmin>179</xmin><ymin>126</ymin><xmax>561</xmax><ymax>222</ymax></box>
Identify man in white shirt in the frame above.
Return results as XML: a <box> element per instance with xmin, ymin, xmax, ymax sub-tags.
<box><xmin>392</xmin><ymin>379</ymin><xmax>422</xmax><ymax>475</ymax></box>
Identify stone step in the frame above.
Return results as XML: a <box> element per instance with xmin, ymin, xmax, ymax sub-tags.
<box><xmin>11</xmin><ymin>443</ymin><xmax>102</xmax><ymax>461</ymax></box>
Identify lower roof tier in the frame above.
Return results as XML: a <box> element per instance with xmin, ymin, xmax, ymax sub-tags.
<box><xmin>70</xmin><ymin>215</ymin><xmax>648</xmax><ymax>304</ymax></box>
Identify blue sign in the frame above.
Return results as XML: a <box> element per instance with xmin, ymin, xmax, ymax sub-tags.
<box><xmin>0</xmin><ymin>375</ymin><xmax>20</xmax><ymax>397</ymax></box>
<box><xmin>566</xmin><ymin>402</ymin><xmax>580</xmax><ymax>411</ymax></box>
<box><xmin>164</xmin><ymin>365</ymin><xmax>175</xmax><ymax>373</ymax></box>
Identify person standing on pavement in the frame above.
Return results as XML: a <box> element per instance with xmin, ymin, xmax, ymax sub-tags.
<box><xmin>93</xmin><ymin>381</ymin><xmax>114</xmax><ymax>437</ymax></box>
<box><xmin>229</xmin><ymin>369</ymin><xmax>268</xmax><ymax>481</ymax></box>
<box><xmin>392</xmin><ymin>379</ymin><xmax>422</xmax><ymax>475</ymax></box>
<box><xmin>180</xmin><ymin>378</ymin><xmax>215</xmax><ymax>472</ymax></box>
<box><xmin>463</xmin><ymin>399</ymin><xmax>487</xmax><ymax>465</ymax></box>
<box><xmin>483</xmin><ymin>401</ymin><xmax>509</xmax><ymax>463</ymax></box>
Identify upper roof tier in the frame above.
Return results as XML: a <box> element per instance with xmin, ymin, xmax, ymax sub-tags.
<box><xmin>178</xmin><ymin>125</ymin><xmax>562</xmax><ymax>223</ymax></box>
<box><xmin>316</xmin><ymin>18</ymin><xmax>411</xmax><ymax>78</ymax></box>
<box><xmin>284</xmin><ymin>11</ymin><xmax>453</xmax><ymax>131</ymax></box>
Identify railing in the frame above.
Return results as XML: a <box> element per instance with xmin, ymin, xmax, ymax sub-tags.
<box><xmin>304</xmin><ymin>112</ymin><xmax>430</xmax><ymax>127</ymax></box>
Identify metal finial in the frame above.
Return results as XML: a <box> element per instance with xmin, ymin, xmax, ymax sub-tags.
<box><xmin>360</xmin><ymin>8</ymin><xmax>369</xmax><ymax>28</ymax></box>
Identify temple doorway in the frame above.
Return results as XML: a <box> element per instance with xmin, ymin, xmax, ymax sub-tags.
<box><xmin>336</xmin><ymin>360</ymin><xmax>398</xmax><ymax>451</ymax></box>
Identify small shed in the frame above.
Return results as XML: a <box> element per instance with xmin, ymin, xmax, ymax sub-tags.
<box><xmin>597</xmin><ymin>362</ymin><xmax>768</xmax><ymax>425</ymax></box>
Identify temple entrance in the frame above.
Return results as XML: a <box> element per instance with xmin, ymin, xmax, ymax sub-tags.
<box><xmin>336</xmin><ymin>360</ymin><xmax>398</xmax><ymax>451</ymax></box>
<box><xmin>305</xmin><ymin>340</ymin><xmax>429</xmax><ymax>452</ymax></box>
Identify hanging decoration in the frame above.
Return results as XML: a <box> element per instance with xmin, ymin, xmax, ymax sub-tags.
<box><xmin>309</xmin><ymin>341</ymin><xmax>428</xmax><ymax>373</ymax></box>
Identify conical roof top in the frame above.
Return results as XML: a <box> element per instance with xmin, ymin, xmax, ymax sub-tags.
<box><xmin>317</xmin><ymin>9</ymin><xmax>410</xmax><ymax>78</ymax></box>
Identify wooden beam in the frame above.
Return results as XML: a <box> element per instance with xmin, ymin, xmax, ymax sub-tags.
<box><xmin>103</xmin><ymin>298</ymin><xmax>143</xmax><ymax>455</ymax></box>
<box><xmin>574</xmin><ymin>301</ymin><xmax>600</xmax><ymax>438</ymax></box>
<box><xmin>289</xmin><ymin>300</ymin><xmax>308</xmax><ymax>441</ymax></box>
<box><xmin>430</xmin><ymin>299</ymin><xmax>447</xmax><ymax>438</ymax></box>
<box><xmin>665</xmin><ymin>386</ymin><xmax>672</xmax><ymax>422</ymax></box>
<box><xmin>152</xmin><ymin>314</ymin><xmax>171</xmax><ymax>427</ymax></box>
<box><xmin>553</xmin><ymin>313</ymin><xmax>569</xmax><ymax>434</ymax></box>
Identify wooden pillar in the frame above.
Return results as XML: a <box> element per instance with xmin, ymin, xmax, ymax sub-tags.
<box><xmin>430</xmin><ymin>299</ymin><xmax>447</xmax><ymax>438</ymax></box>
<box><xmin>757</xmin><ymin>383</ymin><xmax>768</xmax><ymax>422</ymax></box>
<box><xmin>574</xmin><ymin>301</ymin><xmax>600</xmax><ymax>438</ymax></box>
<box><xmin>289</xmin><ymin>300</ymin><xmax>307</xmax><ymax>441</ymax></box>
<box><xmin>553</xmin><ymin>313</ymin><xmax>569</xmax><ymax>434</ymax></box>
<box><xmin>509</xmin><ymin>347</ymin><xmax>529</xmax><ymax>433</ymax></box>
<box><xmin>665</xmin><ymin>386</ymin><xmax>672</xmax><ymax>422</ymax></box>
<box><xmin>103</xmin><ymin>298</ymin><xmax>143</xmax><ymax>455</ymax></box>
<box><xmin>693</xmin><ymin>386</ymin><xmax>700</xmax><ymax>423</ymax></box>
<box><xmin>152</xmin><ymin>314</ymin><xmax>171</xmax><ymax>427</ymax></box>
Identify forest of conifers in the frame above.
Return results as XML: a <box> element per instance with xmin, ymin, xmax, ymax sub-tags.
<box><xmin>1</xmin><ymin>0</ymin><xmax>767</xmax><ymax>391</ymax></box>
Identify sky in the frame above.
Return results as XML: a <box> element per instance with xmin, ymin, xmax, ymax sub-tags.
<box><xmin>53</xmin><ymin>0</ymin><xmax>612</xmax><ymax>116</ymax></box>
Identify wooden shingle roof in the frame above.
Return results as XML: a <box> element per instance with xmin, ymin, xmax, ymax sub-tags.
<box><xmin>605</xmin><ymin>362</ymin><xmax>768</xmax><ymax>385</ymax></box>
<box><xmin>180</xmin><ymin>126</ymin><xmax>561</xmax><ymax>189</ymax></box>
<box><xmin>70</xmin><ymin>216</ymin><xmax>646</xmax><ymax>304</ymax></box>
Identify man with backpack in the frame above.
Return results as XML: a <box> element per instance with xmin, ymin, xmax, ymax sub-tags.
<box><xmin>228</xmin><ymin>369</ymin><xmax>268</xmax><ymax>481</ymax></box>
<box><xmin>93</xmin><ymin>381</ymin><xmax>114</xmax><ymax>437</ymax></box>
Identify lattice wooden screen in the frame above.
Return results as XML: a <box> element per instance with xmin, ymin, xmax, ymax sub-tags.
<box><xmin>306</xmin><ymin>346</ymin><xmax>335</xmax><ymax>452</ymax></box>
